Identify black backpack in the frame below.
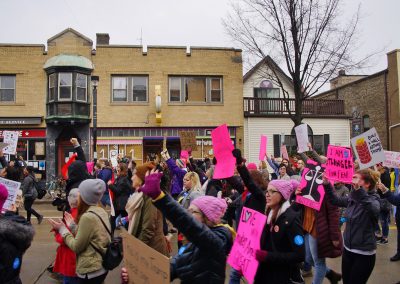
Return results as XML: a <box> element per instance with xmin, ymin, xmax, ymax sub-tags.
<box><xmin>88</xmin><ymin>211</ymin><xmax>123</xmax><ymax>270</ymax></box>
<box><xmin>30</xmin><ymin>176</ymin><xmax>46</xmax><ymax>199</ymax></box>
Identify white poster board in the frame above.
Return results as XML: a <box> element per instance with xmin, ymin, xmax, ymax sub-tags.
<box><xmin>0</xmin><ymin>177</ymin><xmax>21</xmax><ymax>212</ymax></box>
<box><xmin>109</xmin><ymin>149</ymin><xmax>118</xmax><ymax>167</ymax></box>
<box><xmin>295</xmin><ymin>124</ymin><xmax>309</xmax><ymax>153</ymax></box>
<box><xmin>383</xmin><ymin>151</ymin><xmax>400</xmax><ymax>168</ymax></box>
<box><xmin>2</xmin><ymin>131</ymin><xmax>19</xmax><ymax>155</ymax></box>
<box><xmin>351</xmin><ymin>127</ymin><xmax>385</xmax><ymax>170</ymax></box>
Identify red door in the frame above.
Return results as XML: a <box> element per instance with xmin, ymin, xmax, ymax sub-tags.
<box><xmin>57</xmin><ymin>140</ymin><xmax>75</xmax><ymax>176</ymax></box>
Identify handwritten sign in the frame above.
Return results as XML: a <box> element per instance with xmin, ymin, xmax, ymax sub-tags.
<box><xmin>351</xmin><ymin>127</ymin><xmax>385</xmax><ymax>170</ymax></box>
<box><xmin>326</xmin><ymin>145</ymin><xmax>354</xmax><ymax>183</ymax></box>
<box><xmin>259</xmin><ymin>135</ymin><xmax>267</xmax><ymax>161</ymax></box>
<box><xmin>294</xmin><ymin>124</ymin><xmax>309</xmax><ymax>153</ymax></box>
<box><xmin>2</xmin><ymin>131</ymin><xmax>19</xmax><ymax>155</ymax></box>
<box><xmin>211</xmin><ymin>124</ymin><xmax>235</xmax><ymax>179</ymax></box>
<box><xmin>228</xmin><ymin>207</ymin><xmax>267</xmax><ymax>284</ymax></box>
<box><xmin>296</xmin><ymin>160</ymin><xmax>325</xmax><ymax>211</ymax></box>
<box><xmin>122</xmin><ymin>233</ymin><xmax>170</xmax><ymax>284</ymax></box>
<box><xmin>179</xmin><ymin>131</ymin><xmax>197</xmax><ymax>151</ymax></box>
<box><xmin>383</xmin><ymin>151</ymin><xmax>400</xmax><ymax>168</ymax></box>
<box><xmin>281</xmin><ymin>145</ymin><xmax>289</xmax><ymax>160</ymax></box>
<box><xmin>0</xmin><ymin>177</ymin><xmax>21</xmax><ymax>212</ymax></box>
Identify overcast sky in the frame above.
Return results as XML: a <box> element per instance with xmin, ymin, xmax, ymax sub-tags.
<box><xmin>1</xmin><ymin>0</ymin><xmax>399</xmax><ymax>75</ymax></box>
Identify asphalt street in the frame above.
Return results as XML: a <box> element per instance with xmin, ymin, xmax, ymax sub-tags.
<box><xmin>18</xmin><ymin>201</ymin><xmax>400</xmax><ymax>284</ymax></box>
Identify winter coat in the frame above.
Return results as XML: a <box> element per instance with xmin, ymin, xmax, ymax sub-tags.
<box><xmin>53</xmin><ymin>208</ymin><xmax>77</xmax><ymax>277</ymax></box>
<box><xmin>254</xmin><ymin>203</ymin><xmax>305</xmax><ymax>284</ymax></box>
<box><xmin>97</xmin><ymin>167</ymin><xmax>113</xmax><ymax>193</ymax></box>
<box><xmin>324</xmin><ymin>183</ymin><xmax>380</xmax><ymax>252</ymax></box>
<box><xmin>65</xmin><ymin>160</ymin><xmax>92</xmax><ymax>196</ymax></box>
<box><xmin>130</xmin><ymin>195</ymin><xmax>169</xmax><ymax>256</ymax></box>
<box><xmin>379</xmin><ymin>168</ymin><xmax>392</xmax><ymax>212</ymax></box>
<box><xmin>166</xmin><ymin>158</ymin><xmax>187</xmax><ymax>196</ymax></box>
<box><xmin>205</xmin><ymin>180</ymin><xmax>223</xmax><ymax>197</ymax></box>
<box><xmin>61</xmin><ymin>206</ymin><xmax>111</xmax><ymax>275</ymax></box>
<box><xmin>109</xmin><ymin>176</ymin><xmax>131</xmax><ymax>211</ymax></box>
<box><xmin>177</xmin><ymin>188</ymin><xmax>203</xmax><ymax>209</ymax></box>
<box><xmin>154</xmin><ymin>194</ymin><xmax>233</xmax><ymax>284</ymax></box>
<box><xmin>21</xmin><ymin>174</ymin><xmax>38</xmax><ymax>200</ymax></box>
<box><xmin>0</xmin><ymin>214</ymin><xmax>34</xmax><ymax>284</ymax></box>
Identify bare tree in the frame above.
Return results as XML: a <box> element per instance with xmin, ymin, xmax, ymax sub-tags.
<box><xmin>224</xmin><ymin>0</ymin><xmax>368</xmax><ymax>126</ymax></box>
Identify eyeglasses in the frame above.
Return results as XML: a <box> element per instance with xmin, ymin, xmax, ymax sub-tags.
<box><xmin>266</xmin><ymin>189</ymin><xmax>279</xmax><ymax>196</ymax></box>
<box><xmin>188</xmin><ymin>209</ymin><xmax>202</xmax><ymax>215</ymax></box>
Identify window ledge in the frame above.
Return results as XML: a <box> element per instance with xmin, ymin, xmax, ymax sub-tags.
<box><xmin>0</xmin><ymin>102</ymin><xmax>25</xmax><ymax>106</ymax></box>
<box><xmin>110</xmin><ymin>102</ymin><xmax>149</xmax><ymax>106</ymax></box>
<box><xmin>168</xmin><ymin>102</ymin><xmax>224</xmax><ymax>106</ymax></box>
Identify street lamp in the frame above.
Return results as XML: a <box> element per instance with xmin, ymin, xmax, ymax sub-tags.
<box><xmin>91</xmin><ymin>75</ymin><xmax>99</xmax><ymax>162</ymax></box>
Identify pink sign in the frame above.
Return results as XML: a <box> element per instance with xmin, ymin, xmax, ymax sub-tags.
<box><xmin>86</xmin><ymin>162</ymin><xmax>94</xmax><ymax>174</ymax></box>
<box><xmin>296</xmin><ymin>160</ymin><xmax>325</xmax><ymax>211</ymax></box>
<box><xmin>326</xmin><ymin>145</ymin><xmax>354</xmax><ymax>184</ymax></box>
<box><xmin>259</xmin><ymin>135</ymin><xmax>267</xmax><ymax>161</ymax></box>
<box><xmin>281</xmin><ymin>145</ymin><xmax>289</xmax><ymax>160</ymax></box>
<box><xmin>211</xmin><ymin>124</ymin><xmax>235</xmax><ymax>179</ymax></box>
<box><xmin>228</xmin><ymin>207</ymin><xmax>267</xmax><ymax>284</ymax></box>
<box><xmin>180</xmin><ymin>150</ymin><xmax>189</xmax><ymax>160</ymax></box>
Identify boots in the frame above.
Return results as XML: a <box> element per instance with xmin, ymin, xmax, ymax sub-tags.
<box><xmin>326</xmin><ymin>269</ymin><xmax>342</xmax><ymax>284</ymax></box>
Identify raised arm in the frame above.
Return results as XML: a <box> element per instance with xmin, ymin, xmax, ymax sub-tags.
<box><xmin>323</xmin><ymin>182</ymin><xmax>350</xmax><ymax>208</ymax></box>
<box><xmin>71</xmin><ymin>138</ymin><xmax>86</xmax><ymax>163</ymax></box>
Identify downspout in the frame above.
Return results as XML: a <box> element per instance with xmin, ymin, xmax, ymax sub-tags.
<box><xmin>384</xmin><ymin>71</ymin><xmax>390</xmax><ymax>149</ymax></box>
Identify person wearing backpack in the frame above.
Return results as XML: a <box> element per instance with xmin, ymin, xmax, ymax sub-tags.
<box><xmin>22</xmin><ymin>166</ymin><xmax>43</xmax><ymax>224</ymax></box>
<box><xmin>49</xmin><ymin>179</ymin><xmax>111</xmax><ymax>284</ymax></box>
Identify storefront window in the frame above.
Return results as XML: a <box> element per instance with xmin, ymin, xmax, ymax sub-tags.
<box><xmin>28</xmin><ymin>140</ymin><xmax>46</xmax><ymax>160</ymax></box>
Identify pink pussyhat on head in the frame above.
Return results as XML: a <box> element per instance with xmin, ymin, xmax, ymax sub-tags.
<box><xmin>0</xmin><ymin>184</ymin><xmax>9</xmax><ymax>212</ymax></box>
<box><xmin>180</xmin><ymin>150</ymin><xmax>189</xmax><ymax>160</ymax></box>
<box><xmin>247</xmin><ymin>163</ymin><xmax>257</xmax><ymax>170</ymax></box>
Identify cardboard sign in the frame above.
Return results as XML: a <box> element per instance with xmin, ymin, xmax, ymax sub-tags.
<box><xmin>259</xmin><ymin>135</ymin><xmax>267</xmax><ymax>161</ymax></box>
<box><xmin>2</xmin><ymin>131</ymin><xmax>19</xmax><ymax>155</ymax></box>
<box><xmin>0</xmin><ymin>177</ymin><xmax>21</xmax><ymax>212</ymax></box>
<box><xmin>122</xmin><ymin>232</ymin><xmax>170</xmax><ymax>284</ymax></box>
<box><xmin>211</xmin><ymin>124</ymin><xmax>235</xmax><ymax>179</ymax></box>
<box><xmin>326</xmin><ymin>145</ymin><xmax>354</xmax><ymax>184</ymax></box>
<box><xmin>281</xmin><ymin>145</ymin><xmax>289</xmax><ymax>160</ymax></box>
<box><xmin>228</xmin><ymin>207</ymin><xmax>267</xmax><ymax>284</ymax></box>
<box><xmin>296</xmin><ymin>160</ymin><xmax>325</xmax><ymax>211</ymax></box>
<box><xmin>383</xmin><ymin>151</ymin><xmax>400</xmax><ymax>168</ymax></box>
<box><xmin>351</xmin><ymin>128</ymin><xmax>385</xmax><ymax>170</ymax></box>
<box><xmin>179</xmin><ymin>131</ymin><xmax>197</xmax><ymax>151</ymax></box>
<box><xmin>294</xmin><ymin>124</ymin><xmax>309</xmax><ymax>153</ymax></box>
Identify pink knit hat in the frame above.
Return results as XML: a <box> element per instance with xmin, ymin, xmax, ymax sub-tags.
<box><xmin>191</xmin><ymin>196</ymin><xmax>227</xmax><ymax>224</ymax></box>
<box><xmin>269</xmin><ymin>179</ymin><xmax>299</xmax><ymax>200</ymax></box>
<box><xmin>0</xmin><ymin>184</ymin><xmax>9</xmax><ymax>212</ymax></box>
<box><xmin>247</xmin><ymin>163</ymin><xmax>257</xmax><ymax>170</ymax></box>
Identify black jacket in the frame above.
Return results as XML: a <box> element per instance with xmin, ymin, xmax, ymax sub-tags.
<box><xmin>154</xmin><ymin>194</ymin><xmax>233</xmax><ymax>284</ymax></box>
<box><xmin>324</xmin><ymin>183</ymin><xmax>380</xmax><ymax>252</ymax></box>
<box><xmin>65</xmin><ymin>160</ymin><xmax>91</xmax><ymax>196</ymax></box>
<box><xmin>0</xmin><ymin>214</ymin><xmax>34</xmax><ymax>284</ymax></box>
<box><xmin>109</xmin><ymin>176</ymin><xmax>131</xmax><ymax>211</ymax></box>
<box><xmin>205</xmin><ymin>179</ymin><xmax>223</xmax><ymax>197</ymax></box>
<box><xmin>255</xmin><ymin>205</ymin><xmax>305</xmax><ymax>284</ymax></box>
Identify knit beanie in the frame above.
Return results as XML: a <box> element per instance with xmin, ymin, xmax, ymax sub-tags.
<box><xmin>247</xmin><ymin>163</ymin><xmax>257</xmax><ymax>170</ymax></box>
<box><xmin>269</xmin><ymin>179</ymin><xmax>300</xmax><ymax>200</ymax></box>
<box><xmin>135</xmin><ymin>162</ymin><xmax>155</xmax><ymax>183</ymax></box>
<box><xmin>191</xmin><ymin>196</ymin><xmax>227</xmax><ymax>224</ymax></box>
<box><xmin>0</xmin><ymin>184</ymin><xmax>8</xmax><ymax>212</ymax></box>
<box><xmin>78</xmin><ymin>179</ymin><xmax>106</xmax><ymax>206</ymax></box>
<box><xmin>68</xmin><ymin>188</ymin><xmax>79</xmax><ymax>208</ymax></box>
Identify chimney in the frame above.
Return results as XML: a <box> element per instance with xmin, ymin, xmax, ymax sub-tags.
<box><xmin>338</xmin><ymin>69</ymin><xmax>346</xmax><ymax>76</ymax></box>
<box><xmin>96</xmin><ymin>33</ymin><xmax>110</xmax><ymax>45</ymax></box>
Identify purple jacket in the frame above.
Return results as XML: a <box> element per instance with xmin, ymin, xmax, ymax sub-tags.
<box><xmin>166</xmin><ymin>158</ymin><xmax>187</xmax><ymax>196</ymax></box>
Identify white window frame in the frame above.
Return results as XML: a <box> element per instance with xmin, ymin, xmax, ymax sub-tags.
<box><xmin>169</xmin><ymin>77</ymin><xmax>182</xmax><ymax>102</ymax></box>
<box><xmin>132</xmin><ymin>76</ymin><xmax>149</xmax><ymax>102</ymax></box>
<box><xmin>0</xmin><ymin>75</ymin><xmax>16</xmax><ymax>102</ymax></box>
<box><xmin>76</xmin><ymin>73</ymin><xmax>87</xmax><ymax>102</ymax></box>
<box><xmin>112</xmin><ymin>76</ymin><xmax>128</xmax><ymax>102</ymax></box>
<box><xmin>48</xmin><ymin>73</ymin><xmax>56</xmax><ymax>102</ymax></box>
<box><xmin>58</xmin><ymin>72</ymin><xmax>72</xmax><ymax>101</ymax></box>
<box><xmin>209</xmin><ymin>77</ymin><xmax>223</xmax><ymax>102</ymax></box>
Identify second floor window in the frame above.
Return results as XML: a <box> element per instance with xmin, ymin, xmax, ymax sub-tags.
<box><xmin>0</xmin><ymin>75</ymin><xmax>16</xmax><ymax>102</ymax></box>
<box><xmin>112</xmin><ymin>76</ymin><xmax>148</xmax><ymax>102</ymax></box>
<box><xmin>47</xmin><ymin>72</ymin><xmax>89</xmax><ymax>103</ymax></box>
<box><xmin>59</xmin><ymin>73</ymin><xmax>72</xmax><ymax>100</ymax></box>
<box><xmin>76</xmin><ymin>73</ymin><xmax>87</xmax><ymax>102</ymax></box>
<box><xmin>169</xmin><ymin>76</ymin><xmax>223</xmax><ymax>103</ymax></box>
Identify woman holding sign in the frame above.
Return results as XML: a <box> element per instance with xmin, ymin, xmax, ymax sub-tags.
<box><xmin>324</xmin><ymin>169</ymin><xmax>381</xmax><ymax>284</ymax></box>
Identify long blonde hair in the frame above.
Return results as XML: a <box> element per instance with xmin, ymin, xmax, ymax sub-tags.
<box><xmin>184</xmin><ymin>172</ymin><xmax>201</xmax><ymax>192</ymax></box>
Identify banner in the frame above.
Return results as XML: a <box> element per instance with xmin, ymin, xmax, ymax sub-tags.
<box><xmin>211</xmin><ymin>124</ymin><xmax>235</xmax><ymax>179</ymax></box>
<box><xmin>0</xmin><ymin>177</ymin><xmax>21</xmax><ymax>212</ymax></box>
<box><xmin>179</xmin><ymin>131</ymin><xmax>197</xmax><ymax>151</ymax></box>
<box><xmin>259</xmin><ymin>135</ymin><xmax>267</xmax><ymax>161</ymax></box>
<box><xmin>122</xmin><ymin>233</ymin><xmax>170</xmax><ymax>284</ymax></box>
<box><xmin>326</xmin><ymin>145</ymin><xmax>354</xmax><ymax>184</ymax></box>
<box><xmin>296</xmin><ymin>160</ymin><xmax>325</xmax><ymax>211</ymax></box>
<box><xmin>2</xmin><ymin>131</ymin><xmax>19</xmax><ymax>155</ymax></box>
<box><xmin>383</xmin><ymin>151</ymin><xmax>400</xmax><ymax>168</ymax></box>
<box><xmin>351</xmin><ymin>127</ymin><xmax>385</xmax><ymax>170</ymax></box>
<box><xmin>228</xmin><ymin>207</ymin><xmax>267</xmax><ymax>284</ymax></box>
<box><xmin>294</xmin><ymin>124</ymin><xmax>308</xmax><ymax>153</ymax></box>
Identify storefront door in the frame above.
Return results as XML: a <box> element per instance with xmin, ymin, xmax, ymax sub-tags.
<box><xmin>57</xmin><ymin>140</ymin><xmax>75</xmax><ymax>176</ymax></box>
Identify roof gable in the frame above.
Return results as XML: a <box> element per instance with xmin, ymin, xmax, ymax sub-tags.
<box><xmin>47</xmin><ymin>28</ymin><xmax>93</xmax><ymax>46</ymax></box>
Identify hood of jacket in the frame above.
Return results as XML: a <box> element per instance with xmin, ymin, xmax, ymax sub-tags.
<box><xmin>0</xmin><ymin>214</ymin><xmax>35</xmax><ymax>252</ymax></box>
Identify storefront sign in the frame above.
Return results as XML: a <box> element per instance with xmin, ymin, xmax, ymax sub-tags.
<box><xmin>0</xmin><ymin>129</ymin><xmax>46</xmax><ymax>138</ymax></box>
<box><xmin>0</xmin><ymin>117</ymin><xmax>42</xmax><ymax>125</ymax></box>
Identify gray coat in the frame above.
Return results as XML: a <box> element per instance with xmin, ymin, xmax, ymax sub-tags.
<box><xmin>21</xmin><ymin>174</ymin><xmax>38</xmax><ymax>200</ymax></box>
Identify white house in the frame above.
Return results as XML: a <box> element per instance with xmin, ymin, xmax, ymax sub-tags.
<box><xmin>243</xmin><ymin>57</ymin><xmax>351</xmax><ymax>163</ymax></box>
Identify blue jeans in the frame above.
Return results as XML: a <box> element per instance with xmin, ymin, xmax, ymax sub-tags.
<box><xmin>63</xmin><ymin>276</ymin><xmax>79</xmax><ymax>284</ymax></box>
<box><xmin>229</xmin><ymin>268</ymin><xmax>242</xmax><ymax>284</ymax></box>
<box><xmin>380</xmin><ymin>211</ymin><xmax>390</xmax><ymax>238</ymax></box>
<box><xmin>305</xmin><ymin>234</ymin><xmax>329</xmax><ymax>284</ymax></box>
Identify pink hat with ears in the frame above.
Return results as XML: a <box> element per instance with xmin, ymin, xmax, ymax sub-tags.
<box><xmin>191</xmin><ymin>196</ymin><xmax>227</xmax><ymax>224</ymax></box>
<box><xmin>180</xmin><ymin>150</ymin><xmax>189</xmax><ymax>160</ymax></box>
<box><xmin>0</xmin><ymin>184</ymin><xmax>9</xmax><ymax>212</ymax></box>
<box><xmin>247</xmin><ymin>163</ymin><xmax>258</xmax><ymax>170</ymax></box>
<box><xmin>269</xmin><ymin>179</ymin><xmax>300</xmax><ymax>200</ymax></box>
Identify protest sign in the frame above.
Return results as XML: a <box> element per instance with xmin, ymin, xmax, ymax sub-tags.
<box><xmin>0</xmin><ymin>177</ymin><xmax>21</xmax><ymax>212</ymax></box>
<box><xmin>326</xmin><ymin>145</ymin><xmax>354</xmax><ymax>184</ymax></box>
<box><xmin>351</xmin><ymin>127</ymin><xmax>385</xmax><ymax>170</ymax></box>
<box><xmin>122</xmin><ymin>232</ymin><xmax>170</xmax><ymax>284</ymax></box>
<box><xmin>294</xmin><ymin>124</ymin><xmax>309</xmax><ymax>153</ymax></box>
<box><xmin>259</xmin><ymin>135</ymin><xmax>267</xmax><ymax>161</ymax></box>
<box><xmin>179</xmin><ymin>131</ymin><xmax>197</xmax><ymax>151</ymax></box>
<box><xmin>109</xmin><ymin>149</ymin><xmax>118</xmax><ymax>167</ymax></box>
<box><xmin>296</xmin><ymin>160</ymin><xmax>325</xmax><ymax>211</ymax></box>
<box><xmin>0</xmin><ymin>142</ymin><xmax>9</xmax><ymax>150</ymax></box>
<box><xmin>211</xmin><ymin>124</ymin><xmax>235</xmax><ymax>179</ymax></box>
<box><xmin>2</xmin><ymin>131</ymin><xmax>19</xmax><ymax>155</ymax></box>
<box><xmin>228</xmin><ymin>207</ymin><xmax>267</xmax><ymax>284</ymax></box>
<box><xmin>383</xmin><ymin>151</ymin><xmax>400</xmax><ymax>168</ymax></box>
<box><xmin>281</xmin><ymin>145</ymin><xmax>289</xmax><ymax>160</ymax></box>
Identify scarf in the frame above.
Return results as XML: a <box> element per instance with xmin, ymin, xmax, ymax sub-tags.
<box><xmin>125</xmin><ymin>191</ymin><xmax>144</xmax><ymax>235</ymax></box>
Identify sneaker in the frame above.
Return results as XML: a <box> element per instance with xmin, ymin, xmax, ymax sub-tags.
<box><xmin>379</xmin><ymin>238</ymin><xmax>388</xmax><ymax>245</ymax></box>
<box><xmin>37</xmin><ymin>215</ymin><xmax>44</xmax><ymax>225</ymax></box>
<box><xmin>390</xmin><ymin>254</ymin><xmax>400</xmax><ymax>261</ymax></box>
<box><xmin>326</xmin><ymin>269</ymin><xmax>342</xmax><ymax>284</ymax></box>
<box><xmin>301</xmin><ymin>269</ymin><xmax>313</xmax><ymax>277</ymax></box>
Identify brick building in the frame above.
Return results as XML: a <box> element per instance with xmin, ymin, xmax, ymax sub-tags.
<box><xmin>315</xmin><ymin>50</ymin><xmax>400</xmax><ymax>152</ymax></box>
<box><xmin>0</xmin><ymin>28</ymin><xmax>244</xmax><ymax>180</ymax></box>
